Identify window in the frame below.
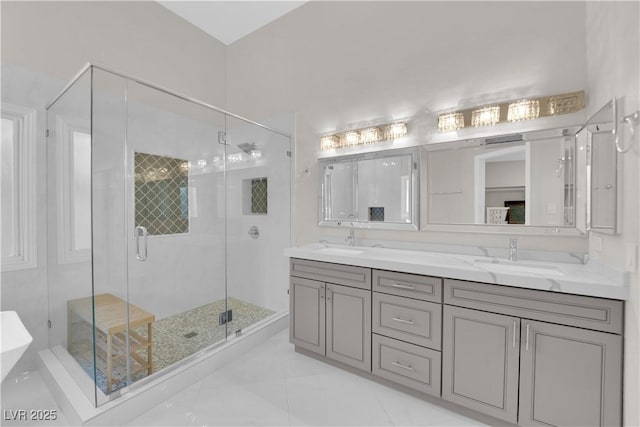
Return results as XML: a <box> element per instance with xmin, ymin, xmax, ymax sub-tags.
<box><xmin>56</xmin><ymin>117</ymin><xmax>91</xmax><ymax>264</ymax></box>
<box><xmin>1</xmin><ymin>103</ymin><xmax>36</xmax><ymax>271</ymax></box>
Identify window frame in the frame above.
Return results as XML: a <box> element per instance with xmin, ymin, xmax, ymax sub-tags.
<box><xmin>1</xmin><ymin>103</ymin><xmax>37</xmax><ymax>271</ymax></box>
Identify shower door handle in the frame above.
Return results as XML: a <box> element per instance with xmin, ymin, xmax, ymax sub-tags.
<box><xmin>135</xmin><ymin>226</ymin><xmax>148</xmax><ymax>261</ymax></box>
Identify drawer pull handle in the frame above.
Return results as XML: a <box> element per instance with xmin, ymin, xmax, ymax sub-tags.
<box><xmin>390</xmin><ymin>283</ymin><xmax>414</xmax><ymax>290</ymax></box>
<box><xmin>392</xmin><ymin>317</ymin><xmax>415</xmax><ymax>325</ymax></box>
<box><xmin>392</xmin><ymin>361</ymin><xmax>415</xmax><ymax>371</ymax></box>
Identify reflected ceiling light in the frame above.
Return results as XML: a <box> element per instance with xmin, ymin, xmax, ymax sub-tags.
<box><xmin>438</xmin><ymin>112</ymin><xmax>464</xmax><ymax>132</ymax></box>
<box><xmin>471</xmin><ymin>105</ymin><xmax>500</xmax><ymax>127</ymax></box>
<box><xmin>437</xmin><ymin>90</ymin><xmax>584</xmax><ymax>132</ymax></box>
<box><xmin>507</xmin><ymin>99</ymin><xmax>540</xmax><ymax>122</ymax></box>
<box><xmin>321</xmin><ymin>121</ymin><xmax>408</xmax><ymax>151</ymax></box>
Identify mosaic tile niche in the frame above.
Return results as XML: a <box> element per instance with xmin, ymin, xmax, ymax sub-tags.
<box><xmin>135</xmin><ymin>152</ymin><xmax>189</xmax><ymax>235</ymax></box>
<box><xmin>251</xmin><ymin>177</ymin><xmax>268</xmax><ymax>214</ymax></box>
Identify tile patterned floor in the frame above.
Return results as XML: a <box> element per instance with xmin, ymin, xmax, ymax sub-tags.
<box><xmin>1</xmin><ymin>329</ymin><xmax>488</xmax><ymax>426</ymax></box>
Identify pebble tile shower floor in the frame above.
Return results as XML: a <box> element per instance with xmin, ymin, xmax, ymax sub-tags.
<box><xmin>69</xmin><ymin>297</ymin><xmax>275</xmax><ymax>394</ymax></box>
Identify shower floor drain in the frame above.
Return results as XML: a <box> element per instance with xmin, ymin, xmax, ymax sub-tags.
<box><xmin>183</xmin><ymin>332</ymin><xmax>198</xmax><ymax>338</ymax></box>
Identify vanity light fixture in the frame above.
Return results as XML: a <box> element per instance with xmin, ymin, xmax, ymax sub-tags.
<box><xmin>438</xmin><ymin>112</ymin><xmax>464</xmax><ymax>132</ymax></box>
<box><xmin>437</xmin><ymin>90</ymin><xmax>584</xmax><ymax>132</ymax></box>
<box><xmin>320</xmin><ymin>121</ymin><xmax>408</xmax><ymax>151</ymax></box>
<box><xmin>340</xmin><ymin>131</ymin><xmax>360</xmax><ymax>147</ymax></box>
<box><xmin>359</xmin><ymin>127</ymin><xmax>382</xmax><ymax>144</ymax></box>
<box><xmin>471</xmin><ymin>105</ymin><xmax>500</xmax><ymax>127</ymax></box>
<box><xmin>320</xmin><ymin>135</ymin><xmax>339</xmax><ymax>150</ymax></box>
<box><xmin>384</xmin><ymin>122</ymin><xmax>408</xmax><ymax>140</ymax></box>
<box><xmin>507</xmin><ymin>99</ymin><xmax>540</xmax><ymax>122</ymax></box>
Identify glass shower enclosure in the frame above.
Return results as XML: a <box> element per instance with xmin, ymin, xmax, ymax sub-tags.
<box><xmin>45</xmin><ymin>64</ymin><xmax>291</xmax><ymax>406</ymax></box>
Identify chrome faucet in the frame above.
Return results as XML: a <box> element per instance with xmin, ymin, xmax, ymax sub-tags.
<box><xmin>345</xmin><ymin>229</ymin><xmax>355</xmax><ymax>247</ymax></box>
<box><xmin>509</xmin><ymin>236</ymin><xmax>518</xmax><ymax>262</ymax></box>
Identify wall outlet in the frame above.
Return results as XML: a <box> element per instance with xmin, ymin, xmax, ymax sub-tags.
<box><xmin>625</xmin><ymin>243</ymin><xmax>638</xmax><ymax>272</ymax></box>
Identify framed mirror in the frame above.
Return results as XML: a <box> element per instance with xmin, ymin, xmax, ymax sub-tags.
<box><xmin>319</xmin><ymin>148</ymin><xmax>419</xmax><ymax>230</ymax></box>
<box><xmin>576</xmin><ymin>99</ymin><xmax>619</xmax><ymax>234</ymax></box>
<box><xmin>422</xmin><ymin>127</ymin><xmax>580</xmax><ymax>233</ymax></box>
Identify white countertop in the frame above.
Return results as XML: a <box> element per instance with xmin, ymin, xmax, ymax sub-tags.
<box><xmin>284</xmin><ymin>243</ymin><xmax>628</xmax><ymax>300</ymax></box>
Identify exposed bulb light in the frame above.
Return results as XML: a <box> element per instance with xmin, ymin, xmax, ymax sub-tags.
<box><xmin>341</xmin><ymin>131</ymin><xmax>360</xmax><ymax>147</ymax></box>
<box><xmin>507</xmin><ymin>99</ymin><xmax>540</xmax><ymax>122</ymax></box>
<box><xmin>320</xmin><ymin>135</ymin><xmax>339</xmax><ymax>150</ymax></box>
<box><xmin>438</xmin><ymin>112</ymin><xmax>464</xmax><ymax>132</ymax></box>
<box><xmin>320</xmin><ymin>121</ymin><xmax>408</xmax><ymax>151</ymax></box>
<box><xmin>359</xmin><ymin>127</ymin><xmax>382</xmax><ymax>144</ymax></box>
<box><xmin>437</xmin><ymin>91</ymin><xmax>584</xmax><ymax>132</ymax></box>
<box><xmin>471</xmin><ymin>105</ymin><xmax>500</xmax><ymax>127</ymax></box>
<box><xmin>384</xmin><ymin>122</ymin><xmax>408</xmax><ymax>140</ymax></box>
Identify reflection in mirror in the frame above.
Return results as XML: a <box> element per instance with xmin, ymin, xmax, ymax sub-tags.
<box><xmin>319</xmin><ymin>148</ymin><xmax>419</xmax><ymax>230</ymax></box>
<box><xmin>424</xmin><ymin>128</ymin><xmax>577</xmax><ymax>227</ymax></box>
<box><xmin>577</xmin><ymin>99</ymin><xmax>617</xmax><ymax>233</ymax></box>
<box><xmin>134</xmin><ymin>152</ymin><xmax>189</xmax><ymax>235</ymax></box>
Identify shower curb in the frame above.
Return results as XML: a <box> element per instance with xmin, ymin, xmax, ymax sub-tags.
<box><xmin>38</xmin><ymin>313</ymin><xmax>288</xmax><ymax>426</ymax></box>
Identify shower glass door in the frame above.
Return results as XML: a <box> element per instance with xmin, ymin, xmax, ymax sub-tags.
<box><xmin>48</xmin><ymin>65</ymin><xmax>291</xmax><ymax>407</ymax></box>
<box><xmin>120</xmin><ymin>79</ymin><xmax>229</xmax><ymax>395</ymax></box>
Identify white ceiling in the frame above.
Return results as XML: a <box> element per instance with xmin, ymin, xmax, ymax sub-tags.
<box><xmin>158</xmin><ymin>1</ymin><xmax>306</xmax><ymax>45</ymax></box>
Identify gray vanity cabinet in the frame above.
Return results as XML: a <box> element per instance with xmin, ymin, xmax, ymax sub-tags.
<box><xmin>289</xmin><ymin>258</ymin><xmax>372</xmax><ymax>372</ymax></box>
<box><xmin>290</xmin><ymin>276</ymin><xmax>326</xmax><ymax>355</ymax></box>
<box><xmin>371</xmin><ymin>270</ymin><xmax>443</xmax><ymax>397</ymax></box>
<box><xmin>442</xmin><ymin>305</ymin><xmax>520</xmax><ymax>423</ymax></box>
<box><xmin>443</xmin><ymin>279</ymin><xmax>623</xmax><ymax>427</ymax></box>
<box><xmin>518</xmin><ymin>320</ymin><xmax>622</xmax><ymax>427</ymax></box>
<box><xmin>325</xmin><ymin>283</ymin><xmax>371</xmax><ymax>371</ymax></box>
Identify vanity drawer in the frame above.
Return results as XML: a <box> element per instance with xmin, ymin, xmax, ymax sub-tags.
<box><xmin>373</xmin><ymin>292</ymin><xmax>441</xmax><ymax>350</ymax></box>
<box><xmin>373</xmin><ymin>270</ymin><xmax>442</xmax><ymax>302</ymax></box>
<box><xmin>444</xmin><ymin>279</ymin><xmax>623</xmax><ymax>334</ymax></box>
<box><xmin>373</xmin><ymin>334</ymin><xmax>441</xmax><ymax>397</ymax></box>
<box><xmin>290</xmin><ymin>258</ymin><xmax>371</xmax><ymax>290</ymax></box>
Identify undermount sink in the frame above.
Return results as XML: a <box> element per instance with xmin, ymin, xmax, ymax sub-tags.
<box><xmin>474</xmin><ymin>259</ymin><xmax>564</xmax><ymax>277</ymax></box>
<box><xmin>1</xmin><ymin>311</ymin><xmax>33</xmax><ymax>382</ymax></box>
<box><xmin>317</xmin><ymin>246</ymin><xmax>366</xmax><ymax>255</ymax></box>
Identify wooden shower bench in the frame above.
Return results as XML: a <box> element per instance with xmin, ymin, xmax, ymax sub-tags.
<box><xmin>67</xmin><ymin>293</ymin><xmax>155</xmax><ymax>393</ymax></box>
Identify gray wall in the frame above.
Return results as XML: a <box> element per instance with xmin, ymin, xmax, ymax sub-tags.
<box><xmin>585</xmin><ymin>3</ymin><xmax>640</xmax><ymax>426</ymax></box>
<box><xmin>227</xmin><ymin>0</ymin><xmax>589</xmax><ymax>252</ymax></box>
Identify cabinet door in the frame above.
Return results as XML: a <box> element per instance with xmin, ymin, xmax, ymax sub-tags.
<box><xmin>290</xmin><ymin>277</ymin><xmax>325</xmax><ymax>355</ymax></box>
<box><xmin>442</xmin><ymin>305</ymin><xmax>520</xmax><ymax>423</ymax></box>
<box><xmin>326</xmin><ymin>283</ymin><xmax>372</xmax><ymax>371</ymax></box>
<box><xmin>519</xmin><ymin>320</ymin><xmax>622</xmax><ymax>427</ymax></box>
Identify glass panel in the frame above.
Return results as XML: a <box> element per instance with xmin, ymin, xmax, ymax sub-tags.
<box><xmin>1</xmin><ymin>117</ymin><xmax>17</xmax><ymax>258</ymax></box>
<box><xmin>225</xmin><ymin>115</ymin><xmax>292</xmax><ymax>329</ymax></box>
<box><xmin>125</xmin><ymin>80</ymin><xmax>228</xmax><ymax>388</ymax></box>
<box><xmin>46</xmin><ymin>69</ymin><xmax>97</xmax><ymax>405</ymax></box>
